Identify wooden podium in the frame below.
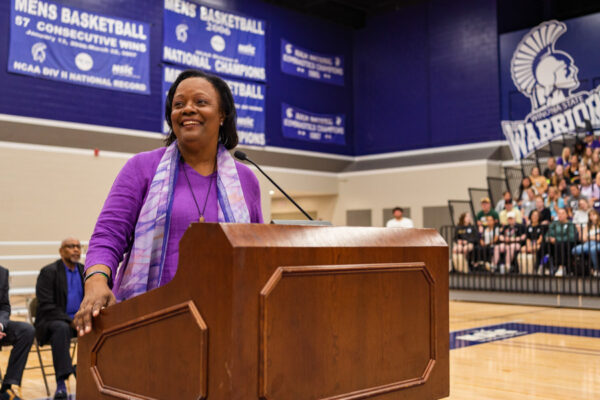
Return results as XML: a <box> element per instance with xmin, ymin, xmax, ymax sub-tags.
<box><xmin>77</xmin><ymin>223</ymin><xmax>449</xmax><ymax>400</ymax></box>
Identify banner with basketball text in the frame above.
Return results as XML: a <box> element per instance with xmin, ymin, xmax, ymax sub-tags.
<box><xmin>163</xmin><ymin>0</ymin><xmax>266</xmax><ymax>82</ymax></box>
<box><xmin>8</xmin><ymin>0</ymin><xmax>150</xmax><ymax>94</ymax></box>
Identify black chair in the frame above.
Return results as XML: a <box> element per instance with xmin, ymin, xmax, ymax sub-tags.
<box><xmin>26</xmin><ymin>297</ymin><xmax>78</xmax><ymax>397</ymax></box>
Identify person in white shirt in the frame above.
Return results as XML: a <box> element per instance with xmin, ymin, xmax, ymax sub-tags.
<box><xmin>386</xmin><ymin>207</ymin><xmax>414</xmax><ymax>228</ymax></box>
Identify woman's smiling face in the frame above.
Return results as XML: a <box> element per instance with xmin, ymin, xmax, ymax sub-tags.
<box><xmin>171</xmin><ymin>77</ymin><xmax>223</xmax><ymax>152</ymax></box>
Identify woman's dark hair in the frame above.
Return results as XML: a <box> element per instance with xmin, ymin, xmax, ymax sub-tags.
<box><xmin>530</xmin><ymin>209</ymin><xmax>539</xmax><ymax>224</ymax></box>
<box><xmin>164</xmin><ymin>69</ymin><xmax>238</xmax><ymax>149</ymax></box>
<box><xmin>519</xmin><ymin>176</ymin><xmax>532</xmax><ymax>198</ymax></box>
<box><xmin>458</xmin><ymin>212</ymin><xmax>468</xmax><ymax>226</ymax></box>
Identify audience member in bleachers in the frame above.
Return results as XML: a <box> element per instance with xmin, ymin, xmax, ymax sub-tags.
<box><xmin>593</xmin><ymin>172</ymin><xmax>600</xmax><ymax>198</ymax></box>
<box><xmin>549</xmin><ymin>164</ymin><xmax>565</xmax><ymax>187</ymax></box>
<box><xmin>543</xmin><ymin>157</ymin><xmax>556</xmax><ymax>179</ymax></box>
<box><xmin>546</xmin><ymin>186</ymin><xmax>565</xmax><ymax>220</ymax></box>
<box><xmin>584</xmin><ymin>126</ymin><xmax>600</xmax><ymax>149</ymax></box>
<box><xmin>547</xmin><ymin>208</ymin><xmax>578</xmax><ymax>277</ymax></box>
<box><xmin>531</xmin><ymin>195</ymin><xmax>551</xmax><ymax>224</ymax></box>
<box><xmin>386</xmin><ymin>206</ymin><xmax>414</xmax><ymax>228</ymax></box>
<box><xmin>566</xmin><ymin>184</ymin><xmax>588</xmax><ymax>217</ymax></box>
<box><xmin>572</xmin><ymin>209</ymin><xmax>600</xmax><ymax>276</ymax></box>
<box><xmin>499</xmin><ymin>200</ymin><xmax>523</xmax><ymax>225</ymax></box>
<box><xmin>452</xmin><ymin>213</ymin><xmax>479</xmax><ymax>273</ymax></box>
<box><xmin>0</xmin><ymin>266</ymin><xmax>34</xmax><ymax>400</ymax></box>
<box><xmin>556</xmin><ymin>146</ymin><xmax>571</xmax><ymax>166</ymax></box>
<box><xmin>35</xmin><ymin>238</ymin><xmax>83</xmax><ymax>400</ymax></box>
<box><xmin>573</xmin><ymin>198</ymin><xmax>590</xmax><ymax>227</ymax></box>
<box><xmin>475</xmin><ymin>215</ymin><xmax>500</xmax><ymax>271</ymax></box>
<box><xmin>573</xmin><ymin>139</ymin><xmax>586</xmax><ymax>158</ymax></box>
<box><xmin>580</xmin><ymin>173</ymin><xmax>598</xmax><ymax>200</ymax></box>
<box><xmin>475</xmin><ymin>197</ymin><xmax>499</xmax><ymax>227</ymax></box>
<box><xmin>582</xmin><ymin>146</ymin><xmax>593</xmax><ymax>168</ymax></box>
<box><xmin>493</xmin><ymin>212</ymin><xmax>526</xmax><ymax>273</ymax></box>
<box><xmin>590</xmin><ymin>150</ymin><xmax>600</xmax><ymax>178</ymax></box>
<box><xmin>565</xmin><ymin>154</ymin><xmax>581</xmax><ymax>184</ymax></box>
<box><xmin>578</xmin><ymin>165</ymin><xmax>589</xmax><ymax>181</ymax></box>
<box><xmin>520</xmin><ymin>210</ymin><xmax>548</xmax><ymax>274</ymax></box>
<box><xmin>529</xmin><ymin>167</ymin><xmax>548</xmax><ymax>195</ymax></box>
<box><xmin>519</xmin><ymin>177</ymin><xmax>533</xmax><ymax>202</ymax></box>
<box><xmin>520</xmin><ymin>188</ymin><xmax>537</xmax><ymax>223</ymax></box>
<box><xmin>495</xmin><ymin>191</ymin><xmax>517</xmax><ymax>213</ymax></box>
<box><xmin>557</xmin><ymin>178</ymin><xmax>569</xmax><ymax>198</ymax></box>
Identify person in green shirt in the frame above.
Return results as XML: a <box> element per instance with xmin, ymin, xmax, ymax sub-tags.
<box><xmin>546</xmin><ymin>208</ymin><xmax>578</xmax><ymax>277</ymax></box>
<box><xmin>476</xmin><ymin>197</ymin><xmax>499</xmax><ymax>228</ymax></box>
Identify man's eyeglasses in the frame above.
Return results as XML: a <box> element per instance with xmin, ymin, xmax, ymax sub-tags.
<box><xmin>62</xmin><ymin>244</ymin><xmax>81</xmax><ymax>250</ymax></box>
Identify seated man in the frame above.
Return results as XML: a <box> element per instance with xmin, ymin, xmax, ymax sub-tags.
<box><xmin>566</xmin><ymin>184</ymin><xmax>588</xmax><ymax>218</ymax></box>
<box><xmin>0</xmin><ymin>266</ymin><xmax>35</xmax><ymax>400</ymax></box>
<box><xmin>495</xmin><ymin>191</ymin><xmax>517</xmax><ymax>213</ymax></box>
<box><xmin>386</xmin><ymin>207</ymin><xmax>414</xmax><ymax>228</ymax></box>
<box><xmin>35</xmin><ymin>238</ymin><xmax>84</xmax><ymax>400</ymax></box>
<box><xmin>499</xmin><ymin>200</ymin><xmax>523</xmax><ymax>225</ymax></box>
<box><xmin>475</xmin><ymin>197</ymin><xmax>499</xmax><ymax>227</ymax></box>
<box><xmin>493</xmin><ymin>212</ymin><xmax>526</xmax><ymax>273</ymax></box>
<box><xmin>473</xmin><ymin>215</ymin><xmax>499</xmax><ymax>270</ymax></box>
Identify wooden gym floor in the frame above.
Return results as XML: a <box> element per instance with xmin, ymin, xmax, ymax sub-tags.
<box><xmin>2</xmin><ymin>297</ymin><xmax>599</xmax><ymax>399</ymax></box>
<box><xmin>445</xmin><ymin>301</ymin><xmax>600</xmax><ymax>400</ymax></box>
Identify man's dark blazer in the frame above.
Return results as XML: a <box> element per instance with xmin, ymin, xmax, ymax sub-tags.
<box><xmin>0</xmin><ymin>266</ymin><xmax>11</xmax><ymax>331</ymax></box>
<box><xmin>35</xmin><ymin>259</ymin><xmax>84</xmax><ymax>345</ymax></box>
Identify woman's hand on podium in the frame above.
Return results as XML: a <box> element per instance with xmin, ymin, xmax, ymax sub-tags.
<box><xmin>74</xmin><ymin>265</ymin><xmax>116</xmax><ymax>336</ymax></box>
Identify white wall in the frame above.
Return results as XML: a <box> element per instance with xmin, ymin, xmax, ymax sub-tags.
<box><xmin>334</xmin><ymin>160</ymin><xmax>492</xmax><ymax>227</ymax></box>
<box><xmin>0</xmin><ymin>142</ymin><xmax>494</xmax><ymax>243</ymax></box>
<box><xmin>0</xmin><ymin>143</ymin><xmax>127</xmax><ymax>241</ymax></box>
<box><xmin>260</xmin><ymin>160</ymin><xmax>493</xmax><ymax>227</ymax></box>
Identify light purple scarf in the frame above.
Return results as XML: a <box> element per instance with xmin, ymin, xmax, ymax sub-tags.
<box><xmin>115</xmin><ymin>142</ymin><xmax>250</xmax><ymax>301</ymax></box>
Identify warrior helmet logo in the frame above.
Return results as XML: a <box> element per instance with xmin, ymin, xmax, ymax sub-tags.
<box><xmin>501</xmin><ymin>19</ymin><xmax>600</xmax><ymax>160</ymax></box>
<box><xmin>176</xmin><ymin>24</ymin><xmax>188</xmax><ymax>43</ymax></box>
<box><xmin>31</xmin><ymin>42</ymin><xmax>47</xmax><ymax>63</ymax></box>
<box><xmin>511</xmin><ymin>20</ymin><xmax>579</xmax><ymax>110</ymax></box>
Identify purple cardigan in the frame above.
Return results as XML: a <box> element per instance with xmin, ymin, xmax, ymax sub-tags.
<box><xmin>85</xmin><ymin>147</ymin><xmax>263</xmax><ymax>288</ymax></box>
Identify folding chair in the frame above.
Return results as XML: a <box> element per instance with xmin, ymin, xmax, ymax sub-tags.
<box><xmin>26</xmin><ymin>297</ymin><xmax>78</xmax><ymax>397</ymax></box>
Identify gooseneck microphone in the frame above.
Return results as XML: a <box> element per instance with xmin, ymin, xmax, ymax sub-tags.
<box><xmin>234</xmin><ymin>150</ymin><xmax>313</xmax><ymax>221</ymax></box>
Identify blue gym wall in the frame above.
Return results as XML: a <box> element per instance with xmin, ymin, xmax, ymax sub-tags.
<box><xmin>0</xmin><ymin>0</ymin><xmax>510</xmax><ymax>156</ymax></box>
<box><xmin>353</xmin><ymin>0</ymin><xmax>502</xmax><ymax>155</ymax></box>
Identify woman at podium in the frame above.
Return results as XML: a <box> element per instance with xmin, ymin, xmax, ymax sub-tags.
<box><xmin>74</xmin><ymin>69</ymin><xmax>263</xmax><ymax>336</ymax></box>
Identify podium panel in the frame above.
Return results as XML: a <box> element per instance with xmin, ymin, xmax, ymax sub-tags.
<box><xmin>90</xmin><ymin>302</ymin><xmax>207</xmax><ymax>399</ymax></box>
<box><xmin>259</xmin><ymin>263</ymin><xmax>436</xmax><ymax>399</ymax></box>
<box><xmin>77</xmin><ymin>224</ymin><xmax>449</xmax><ymax>400</ymax></box>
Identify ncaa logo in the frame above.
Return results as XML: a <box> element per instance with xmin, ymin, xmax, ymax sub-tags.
<box><xmin>286</xmin><ymin>108</ymin><xmax>294</xmax><ymax>118</ymax></box>
<box><xmin>176</xmin><ymin>24</ymin><xmax>188</xmax><ymax>43</ymax></box>
<box><xmin>285</xmin><ymin>43</ymin><xmax>293</xmax><ymax>54</ymax></box>
<box><xmin>31</xmin><ymin>42</ymin><xmax>47</xmax><ymax>63</ymax></box>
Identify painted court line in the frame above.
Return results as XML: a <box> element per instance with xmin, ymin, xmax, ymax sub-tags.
<box><xmin>450</xmin><ymin>322</ymin><xmax>600</xmax><ymax>350</ymax></box>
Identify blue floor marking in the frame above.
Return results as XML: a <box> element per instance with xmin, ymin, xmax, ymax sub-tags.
<box><xmin>450</xmin><ymin>322</ymin><xmax>600</xmax><ymax>350</ymax></box>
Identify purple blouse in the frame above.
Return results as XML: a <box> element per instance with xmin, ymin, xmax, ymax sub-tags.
<box><xmin>85</xmin><ymin>147</ymin><xmax>263</xmax><ymax>287</ymax></box>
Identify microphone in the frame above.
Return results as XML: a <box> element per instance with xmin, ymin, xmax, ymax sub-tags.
<box><xmin>234</xmin><ymin>150</ymin><xmax>313</xmax><ymax>221</ymax></box>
